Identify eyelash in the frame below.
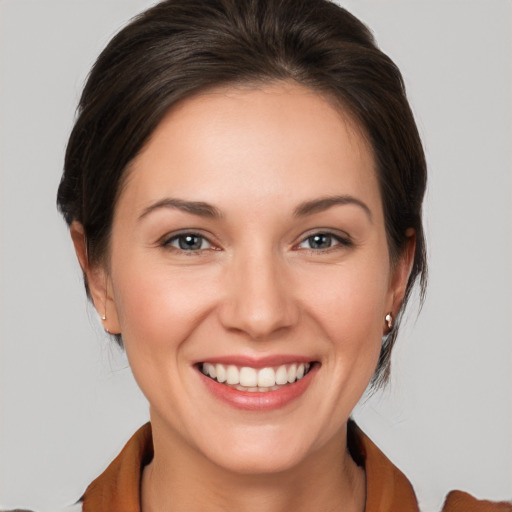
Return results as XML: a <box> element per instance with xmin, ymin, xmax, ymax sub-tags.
<box><xmin>160</xmin><ymin>230</ymin><xmax>352</xmax><ymax>254</ymax></box>
<box><xmin>161</xmin><ymin>231</ymin><xmax>216</xmax><ymax>253</ymax></box>
<box><xmin>295</xmin><ymin>231</ymin><xmax>353</xmax><ymax>253</ymax></box>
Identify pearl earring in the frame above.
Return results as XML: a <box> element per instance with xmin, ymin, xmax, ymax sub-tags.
<box><xmin>385</xmin><ymin>313</ymin><xmax>393</xmax><ymax>330</ymax></box>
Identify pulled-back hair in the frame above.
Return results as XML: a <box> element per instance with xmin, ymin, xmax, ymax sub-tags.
<box><xmin>57</xmin><ymin>0</ymin><xmax>427</xmax><ymax>387</ymax></box>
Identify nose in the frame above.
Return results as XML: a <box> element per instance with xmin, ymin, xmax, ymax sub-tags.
<box><xmin>218</xmin><ymin>249</ymin><xmax>300</xmax><ymax>340</ymax></box>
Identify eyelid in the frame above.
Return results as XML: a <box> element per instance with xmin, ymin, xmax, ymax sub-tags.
<box><xmin>159</xmin><ymin>229</ymin><xmax>219</xmax><ymax>251</ymax></box>
<box><xmin>293</xmin><ymin>229</ymin><xmax>353</xmax><ymax>251</ymax></box>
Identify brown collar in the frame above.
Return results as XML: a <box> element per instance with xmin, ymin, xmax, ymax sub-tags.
<box><xmin>81</xmin><ymin>421</ymin><xmax>418</xmax><ymax>512</ymax></box>
<box><xmin>81</xmin><ymin>422</ymin><xmax>510</xmax><ymax>512</ymax></box>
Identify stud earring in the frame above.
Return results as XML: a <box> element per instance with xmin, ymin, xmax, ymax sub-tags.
<box><xmin>101</xmin><ymin>313</ymin><xmax>110</xmax><ymax>333</ymax></box>
<box><xmin>385</xmin><ymin>313</ymin><xmax>393</xmax><ymax>330</ymax></box>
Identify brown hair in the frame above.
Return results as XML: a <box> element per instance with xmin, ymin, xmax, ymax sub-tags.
<box><xmin>57</xmin><ymin>0</ymin><xmax>427</xmax><ymax>387</ymax></box>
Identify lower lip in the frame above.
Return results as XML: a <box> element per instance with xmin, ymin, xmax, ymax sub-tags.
<box><xmin>198</xmin><ymin>365</ymin><xmax>318</xmax><ymax>411</ymax></box>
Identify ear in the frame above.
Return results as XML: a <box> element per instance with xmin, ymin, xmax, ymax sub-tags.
<box><xmin>70</xmin><ymin>221</ymin><xmax>121</xmax><ymax>334</ymax></box>
<box><xmin>387</xmin><ymin>228</ymin><xmax>416</xmax><ymax>317</ymax></box>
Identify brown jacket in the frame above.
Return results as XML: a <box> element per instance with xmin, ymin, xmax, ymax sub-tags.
<box><xmin>81</xmin><ymin>423</ymin><xmax>511</xmax><ymax>512</ymax></box>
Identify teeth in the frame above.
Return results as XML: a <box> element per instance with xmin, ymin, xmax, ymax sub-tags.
<box><xmin>226</xmin><ymin>365</ymin><xmax>239</xmax><ymax>385</ymax></box>
<box><xmin>257</xmin><ymin>367</ymin><xmax>276</xmax><ymax>387</ymax></box>
<box><xmin>275</xmin><ymin>365</ymin><xmax>288</xmax><ymax>385</ymax></box>
<box><xmin>216</xmin><ymin>364</ymin><xmax>226</xmax><ymax>383</ymax></box>
<box><xmin>203</xmin><ymin>363</ymin><xmax>216</xmax><ymax>379</ymax></box>
<box><xmin>239</xmin><ymin>367</ymin><xmax>257</xmax><ymax>387</ymax></box>
<box><xmin>287</xmin><ymin>363</ymin><xmax>297</xmax><ymax>383</ymax></box>
<box><xmin>201</xmin><ymin>362</ymin><xmax>311</xmax><ymax>391</ymax></box>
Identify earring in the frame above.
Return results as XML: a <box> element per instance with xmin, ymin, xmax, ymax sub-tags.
<box><xmin>385</xmin><ymin>313</ymin><xmax>393</xmax><ymax>330</ymax></box>
<box><xmin>101</xmin><ymin>313</ymin><xmax>110</xmax><ymax>333</ymax></box>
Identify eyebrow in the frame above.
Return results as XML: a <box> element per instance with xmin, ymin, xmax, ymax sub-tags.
<box><xmin>138</xmin><ymin>194</ymin><xmax>372</xmax><ymax>222</ymax></box>
<box><xmin>294</xmin><ymin>195</ymin><xmax>373</xmax><ymax>222</ymax></box>
<box><xmin>138</xmin><ymin>198</ymin><xmax>222</xmax><ymax>220</ymax></box>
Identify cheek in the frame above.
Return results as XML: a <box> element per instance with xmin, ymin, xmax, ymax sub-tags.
<box><xmin>110</xmin><ymin>255</ymin><xmax>219</xmax><ymax>358</ymax></box>
<box><xmin>296</xmin><ymin>251</ymin><xmax>391</xmax><ymax>384</ymax></box>
<box><xmin>302</xmin><ymin>259</ymin><xmax>390</xmax><ymax>338</ymax></box>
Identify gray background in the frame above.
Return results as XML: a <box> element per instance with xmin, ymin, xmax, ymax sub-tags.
<box><xmin>0</xmin><ymin>1</ymin><xmax>510</xmax><ymax>511</ymax></box>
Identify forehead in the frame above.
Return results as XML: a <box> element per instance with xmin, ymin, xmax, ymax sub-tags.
<box><xmin>119</xmin><ymin>81</ymin><xmax>380</xmax><ymax>218</ymax></box>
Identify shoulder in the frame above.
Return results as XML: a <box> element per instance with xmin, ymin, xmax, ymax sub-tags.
<box><xmin>441</xmin><ymin>491</ymin><xmax>512</xmax><ymax>512</ymax></box>
<box><xmin>349</xmin><ymin>422</ymin><xmax>511</xmax><ymax>512</ymax></box>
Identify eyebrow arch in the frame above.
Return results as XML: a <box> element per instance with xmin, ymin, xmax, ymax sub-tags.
<box><xmin>294</xmin><ymin>195</ymin><xmax>373</xmax><ymax>222</ymax></box>
<box><xmin>138</xmin><ymin>198</ymin><xmax>222</xmax><ymax>220</ymax></box>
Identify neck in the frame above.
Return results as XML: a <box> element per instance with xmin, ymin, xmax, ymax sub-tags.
<box><xmin>141</xmin><ymin>415</ymin><xmax>365</xmax><ymax>512</ymax></box>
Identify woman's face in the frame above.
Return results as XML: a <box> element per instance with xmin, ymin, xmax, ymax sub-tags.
<box><xmin>90</xmin><ymin>82</ymin><xmax>411</xmax><ymax>474</ymax></box>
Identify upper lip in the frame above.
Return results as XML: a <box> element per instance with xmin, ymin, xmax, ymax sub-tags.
<box><xmin>195</xmin><ymin>354</ymin><xmax>316</xmax><ymax>368</ymax></box>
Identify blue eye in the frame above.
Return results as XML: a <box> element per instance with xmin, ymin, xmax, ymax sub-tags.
<box><xmin>165</xmin><ymin>233</ymin><xmax>212</xmax><ymax>251</ymax></box>
<box><xmin>298</xmin><ymin>233</ymin><xmax>349</xmax><ymax>250</ymax></box>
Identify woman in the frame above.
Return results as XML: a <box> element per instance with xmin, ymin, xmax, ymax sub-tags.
<box><xmin>58</xmin><ymin>1</ymin><xmax>418</xmax><ymax>508</ymax></box>
<box><xmin>1</xmin><ymin>1</ymin><xmax>510</xmax><ymax>511</ymax></box>
<box><xmin>54</xmin><ymin>1</ymin><xmax>512</xmax><ymax>510</ymax></box>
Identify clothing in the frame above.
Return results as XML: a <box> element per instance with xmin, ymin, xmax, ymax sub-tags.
<box><xmin>80</xmin><ymin>422</ymin><xmax>511</xmax><ymax>512</ymax></box>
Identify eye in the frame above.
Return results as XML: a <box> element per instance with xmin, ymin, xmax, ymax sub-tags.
<box><xmin>164</xmin><ymin>233</ymin><xmax>213</xmax><ymax>251</ymax></box>
<box><xmin>297</xmin><ymin>232</ymin><xmax>351</xmax><ymax>251</ymax></box>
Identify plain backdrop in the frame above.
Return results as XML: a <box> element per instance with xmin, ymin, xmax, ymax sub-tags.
<box><xmin>0</xmin><ymin>1</ymin><xmax>510</xmax><ymax>511</ymax></box>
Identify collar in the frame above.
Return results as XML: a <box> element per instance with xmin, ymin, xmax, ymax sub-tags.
<box><xmin>81</xmin><ymin>421</ymin><xmax>421</xmax><ymax>512</ymax></box>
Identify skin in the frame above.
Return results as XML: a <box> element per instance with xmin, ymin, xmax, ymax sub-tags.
<box><xmin>72</xmin><ymin>81</ymin><xmax>415</xmax><ymax>512</ymax></box>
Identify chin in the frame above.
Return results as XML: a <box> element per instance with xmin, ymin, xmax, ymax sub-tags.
<box><xmin>194</xmin><ymin>423</ymin><xmax>327</xmax><ymax>476</ymax></box>
<box><xmin>207</xmin><ymin>444</ymin><xmax>310</xmax><ymax>476</ymax></box>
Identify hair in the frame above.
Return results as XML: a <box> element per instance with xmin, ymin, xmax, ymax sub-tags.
<box><xmin>57</xmin><ymin>0</ymin><xmax>427</xmax><ymax>387</ymax></box>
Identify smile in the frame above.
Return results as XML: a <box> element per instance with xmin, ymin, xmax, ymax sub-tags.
<box><xmin>200</xmin><ymin>362</ymin><xmax>312</xmax><ymax>392</ymax></box>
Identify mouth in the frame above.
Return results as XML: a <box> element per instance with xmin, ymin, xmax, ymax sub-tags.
<box><xmin>199</xmin><ymin>361</ymin><xmax>314</xmax><ymax>392</ymax></box>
